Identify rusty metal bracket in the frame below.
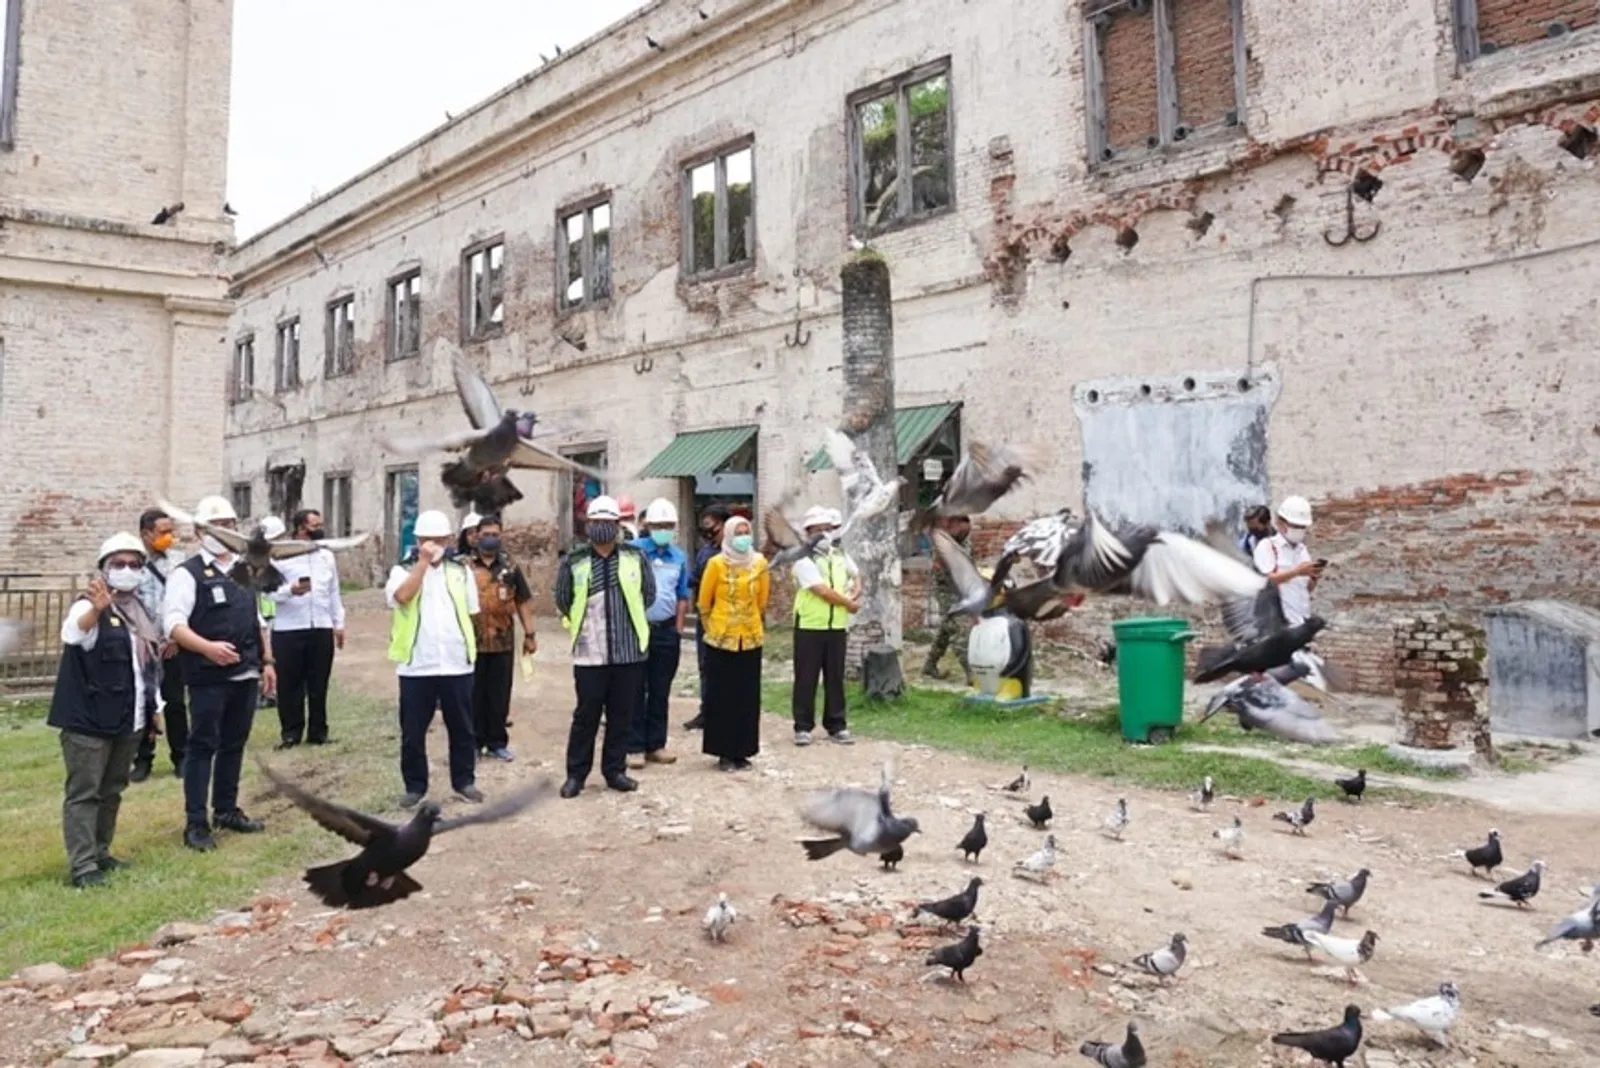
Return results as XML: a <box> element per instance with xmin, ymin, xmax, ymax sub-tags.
<box><xmin>632</xmin><ymin>356</ymin><xmax>654</xmax><ymax>375</ymax></box>
<box><xmin>1324</xmin><ymin>186</ymin><xmax>1380</xmax><ymax>246</ymax></box>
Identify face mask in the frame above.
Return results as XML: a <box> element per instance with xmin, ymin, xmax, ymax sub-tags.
<box><xmin>105</xmin><ymin>567</ymin><xmax>144</xmax><ymax>592</ymax></box>
<box><xmin>730</xmin><ymin>534</ymin><xmax>753</xmax><ymax>553</ymax></box>
<box><xmin>587</xmin><ymin>521</ymin><xmax>618</xmax><ymax>545</ymax></box>
<box><xmin>201</xmin><ymin>535</ymin><xmax>228</xmax><ymax>557</ymax></box>
<box><xmin>150</xmin><ymin>533</ymin><xmax>174</xmax><ymax>554</ymax></box>
<box><xmin>477</xmin><ymin>535</ymin><xmax>502</xmax><ymax>554</ymax></box>
<box><xmin>1282</xmin><ymin>526</ymin><xmax>1307</xmax><ymax>545</ymax></box>
<box><xmin>651</xmin><ymin>529</ymin><xmax>676</xmax><ymax>547</ymax></box>
<box><xmin>305</xmin><ymin>529</ymin><xmax>326</xmax><ymax>541</ymax></box>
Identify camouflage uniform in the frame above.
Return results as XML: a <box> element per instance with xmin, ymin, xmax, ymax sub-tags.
<box><xmin>923</xmin><ymin>541</ymin><xmax>972</xmax><ymax>682</ymax></box>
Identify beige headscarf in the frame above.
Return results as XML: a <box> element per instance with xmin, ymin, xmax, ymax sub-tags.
<box><xmin>721</xmin><ymin>515</ymin><xmax>756</xmax><ymax>567</ymax></box>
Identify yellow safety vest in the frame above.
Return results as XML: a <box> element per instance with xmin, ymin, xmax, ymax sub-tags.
<box><xmin>387</xmin><ymin>562</ymin><xmax>477</xmax><ymax>665</ymax></box>
<box><xmin>258</xmin><ymin>594</ymin><xmax>276</xmax><ymax>621</ymax></box>
<box><xmin>794</xmin><ymin>553</ymin><xmax>851</xmax><ymax>631</ymax></box>
<box><xmin>563</xmin><ymin>549</ymin><xmax>649</xmax><ymax>650</ymax></box>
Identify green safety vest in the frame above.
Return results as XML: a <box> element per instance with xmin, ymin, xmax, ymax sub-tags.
<box><xmin>795</xmin><ymin>553</ymin><xmax>851</xmax><ymax>631</ymax></box>
<box><xmin>563</xmin><ymin>549</ymin><xmax>649</xmax><ymax>650</ymax></box>
<box><xmin>258</xmin><ymin>594</ymin><xmax>276</xmax><ymax>621</ymax></box>
<box><xmin>387</xmin><ymin>561</ymin><xmax>477</xmax><ymax>665</ymax></box>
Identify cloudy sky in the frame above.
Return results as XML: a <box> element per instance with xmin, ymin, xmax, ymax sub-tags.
<box><xmin>227</xmin><ymin>0</ymin><xmax>644</xmax><ymax>239</ymax></box>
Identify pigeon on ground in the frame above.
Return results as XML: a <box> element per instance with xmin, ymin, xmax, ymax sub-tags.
<box><xmin>1262</xmin><ymin>899</ymin><xmax>1339</xmax><ymax>957</ymax></box>
<box><xmin>159</xmin><ymin>500</ymin><xmax>373</xmax><ymax>593</ymax></box>
<box><xmin>956</xmin><ymin>814</ymin><xmax>987</xmax><ymax>862</ymax></box>
<box><xmin>909</xmin><ymin>440</ymin><xmax>1048</xmax><ymax>532</ymax></box>
<box><xmin>1016</xmin><ymin>834</ymin><xmax>1057</xmax><ymax>878</ymax></box>
<box><xmin>1102</xmin><ymin>798</ymin><xmax>1130</xmax><ymax>840</ymax></box>
<box><xmin>0</xmin><ymin>617</ymin><xmax>32</xmax><ymax>657</ymax></box>
<box><xmin>1456</xmin><ymin>829</ymin><xmax>1503</xmax><ymax>878</ymax></box>
<box><xmin>879</xmin><ymin>843</ymin><xmax>904</xmax><ymax>870</ymax></box>
<box><xmin>915</xmin><ymin>877</ymin><xmax>982</xmax><ymax>924</ymax></box>
<box><xmin>1308</xmin><ymin>868</ymin><xmax>1371</xmax><ymax>917</ymax></box>
<box><xmin>1479</xmin><ymin>860</ymin><xmax>1544</xmax><ymax>907</ymax></box>
<box><xmin>1190</xmin><ymin>775</ymin><xmax>1215</xmax><ymax>812</ymax></box>
<box><xmin>703</xmin><ymin>892</ymin><xmax>736</xmax><ymax>943</ymax></box>
<box><xmin>1272</xmin><ymin>1005</ymin><xmax>1363</xmax><ymax>1067</ymax></box>
<box><xmin>1303</xmin><ymin>929</ymin><xmax>1379</xmax><ymax>986</ymax></box>
<box><xmin>255</xmin><ymin>759</ymin><xmax>553</xmax><ymax>909</ymax></box>
<box><xmin>1372</xmin><ymin>982</ymin><xmax>1460</xmax><ymax>1048</ymax></box>
<box><xmin>1335</xmin><ymin>769</ymin><xmax>1366</xmax><ymax>802</ymax></box>
<box><xmin>925</xmin><ymin>925</ymin><xmax>982</xmax><ymax>982</ymax></box>
<box><xmin>1535</xmin><ymin>887</ymin><xmax>1600</xmax><ymax>950</ymax></box>
<box><xmin>798</xmin><ymin>759</ymin><xmax>921</xmax><ymax>861</ymax></box>
<box><xmin>1273</xmin><ymin>797</ymin><xmax>1316</xmax><ymax>836</ymax></box>
<box><xmin>1213</xmin><ymin>815</ymin><xmax>1245</xmax><ymax>858</ymax></box>
<box><xmin>1200</xmin><ymin>676</ymin><xmax>1339</xmax><ymax>745</ymax></box>
<box><xmin>1131</xmin><ymin>932</ymin><xmax>1187</xmax><ymax>984</ymax></box>
<box><xmin>1080</xmin><ymin>1022</ymin><xmax>1145</xmax><ymax>1068</ymax></box>
<box><xmin>1024</xmin><ymin>795</ymin><xmax>1053</xmax><ymax>828</ymax></box>
<box><xmin>1003</xmin><ymin>765</ymin><xmax>1030</xmax><ymax>793</ymax></box>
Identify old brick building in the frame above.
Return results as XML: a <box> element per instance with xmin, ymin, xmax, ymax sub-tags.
<box><xmin>224</xmin><ymin>0</ymin><xmax>1600</xmax><ymax>689</ymax></box>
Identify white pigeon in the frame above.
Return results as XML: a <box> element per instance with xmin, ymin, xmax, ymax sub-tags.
<box><xmin>1301</xmin><ymin>928</ymin><xmax>1379</xmax><ymax>986</ymax></box>
<box><xmin>1189</xmin><ymin>776</ymin><xmax>1215</xmax><ymax>812</ymax></box>
<box><xmin>702</xmin><ymin>892</ymin><xmax>737</xmax><ymax>943</ymax></box>
<box><xmin>1213</xmin><ymin>815</ymin><xmax>1245</xmax><ymax>858</ymax></box>
<box><xmin>1015</xmin><ymin>834</ymin><xmax>1057</xmax><ymax>879</ymax></box>
<box><xmin>1372</xmin><ymin>981</ymin><xmax>1461</xmax><ymax>1048</ymax></box>
<box><xmin>824</xmin><ymin>429</ymin><xmax>904</xmax><ymax>533</ymax></box>
<box><xmin>1101</xmin><ymin>798</ymin><xmax>1129</xmax><ymax>840</ymax></box>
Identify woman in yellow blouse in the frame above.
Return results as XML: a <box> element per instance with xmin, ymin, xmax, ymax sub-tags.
<box><xmin>696</xmin><ymin>515</ymin><xmax>769</xmax><ymax>771</ymax></box>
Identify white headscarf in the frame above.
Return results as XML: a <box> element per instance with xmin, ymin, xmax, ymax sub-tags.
<box><xmin>721</xmin><ymin>515</ymin><xmax>755</xmax><ymax>567</ymax></box>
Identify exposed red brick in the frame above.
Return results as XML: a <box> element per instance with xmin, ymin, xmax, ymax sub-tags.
<box><xmin>1102</xmin><ymin>6</ymin><xmax>1160</xmax><ymax>152</ymax></box>
<box><xmin>1476</xmin><ymin>0</ymin><xmax>1597</xmax><ymax>51</ymax></box>
<box><xmin>1172</xmin><ymin>0</ymin><xmax>1238</xmax><ymax>130</ymax></box>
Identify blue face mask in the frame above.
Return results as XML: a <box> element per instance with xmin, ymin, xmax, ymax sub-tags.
<box><xmin>650</xmin><ymin>529</ymin><xmax>675</xmax><ymax>547</ymax></box>
<box><xmin>730</xmin><ymin>534</ymin><xmax>753</xmax><ymax>553</ymax></box>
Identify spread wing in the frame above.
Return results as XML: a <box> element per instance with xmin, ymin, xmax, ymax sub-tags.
<box><xmin>254</xmin><ymin>757</ymin><xmax>398</xmax><ymax>847</ymax></box>
<box><xmin>1053</xmin><ymin>512</ymin><xmax>1137</xmax><ymax>591</ymax></box>
<box><xmin>506</xmin><ymin>436</ymin><xmax>604</xmax><ymax>478</ymax></box>
<box><xmin>1128</xmin><ymin>529</ymin><xmax>1268</xmax><ymax>605</ymax></box>
<box><xmin>801</xmin><ymin>787</ymin><xmax>880</xmax><ymax>844</ymax></box>
<box><xmin>1219</xmin><ymin>584</ymin><xmax>1289</xmax><ymax>645</ymax></box>
<box><xmin>763</xmin><ymin>507</ymin><xmax>803</xmax><ymax>549</ymax></box>
<box><xmin>825</xmin><ymin>429</ymin><xmax>883</xmax><ymax>499</ymax></box>
<box><xmin>1002</xmin><ymin>510</ymin><xmax>1075</xmax><ymax>570</ymax></box>
<box><xmin>264</xmin><ymin>532</ymin><xmax>373</xmax><ymax>559</ymax></box>
<box><xmin>453</xmin><ymin>354</ymin><xmax>504</xmax><ymax>430</ymax></box>
<box><xmin>434</xmin><ymin>779</ymin><xmax>556</xmax><ymax>833</ymax></box>
<box><xmin>929</xmin><ymin>529</ymin><xmax>992</xmax><ymax>613</ymax></box>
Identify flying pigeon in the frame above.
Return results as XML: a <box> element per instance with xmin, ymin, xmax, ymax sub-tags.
<box><xmin>1016</xmin><ymin>834</ymin><xmax>1057</xmax><ymax>879</ymax></box>
<box><xmin>1302</xmin><ymin>929</ymin><xmax>1379</xmax><ymax>986</ymax></box>
<box><xmin>1213</xmin><ymin>815</ymin><xmax>1245</xmax><ymax>858</ymax></box>
<box><xmin>1262</xmin><ymin>899</ymin><xmax>1339</xmax><ymax>957</ymax></box>
<box><xmin>1080</xmin><ymin>1022</ymin><xmax>1145</xmax><ymax>1068</ymax></box>
<box><xmin>1190</xmin><ymin>776</ymin><xmax>1215</xmax><ymax>812</ymax></box>
<box><xmin>825</xmin><ymin>429</ymin><xmax>904</xmax><ymax>528</ymax></box>
<box><xmin>703</xmin><ymin>892</ymin><xmax>737</xmax><ymax>943</ymax></box>
<box><xmin>1308</xmin><ymin>869</ymin><xmax>1370</xmax><ymax>917</ymax></box>
<box><xmin>1003</xmin><ymin>765</ymin><xmax>1030</xmax><ymax>793</ymax></box>
<box><xmin>1479</xmin><ymin>860</ymin><xmax>1544</xmax><ymax>907</ymax></box>
<box><xmin>798</xmin><ymin>759</ymin><xmax>921</xmax><ymax>861</ymax></box>
<box><xmin>879</xmin><ymin>843</ymin><xmax>904</xmax><ymax>871</ymax></box>
<box><xmin>1270</xmin><ymin>648</ymin><xmax>1346</xmax><ymax>694</ymax></box>
<box><xmin>1274</xmin><ymin>797</ymin><xmax>1316</xmax><ymax>836</ymax></box>
<box><xmin>1131</xmin><ymin>932</ymin><xmax>1187</xmax><ymax>984</ymax></box>
<box><xmin>1371</xmin><ymin>982</ymin><xmax>1460</xmax><ymax>1048</ymax></box>
<box><xmin>925</xmin><ymin>925</ymin><xmax>982</xmax><ymax>982</ymax></box>
<box><xmin>255</xmin><ymin>759</ymin><xmax>553</xmax><ymax>909</ymax></box>
<box><xmin>956</xmin><ymin>813</ymin><xmax>987</xmax><ymax>862</ymax></box>
<box><xmin>1271</xmin><ymin>1005</ymin><xmax>1363</xmax><ymax>1067</ymax></box>
<box><xmin>1102</xmin><ymin>798</ymin><xmax>1130</xmax><ymax>840</ymax></box>
<box><xmin>915</xmin><ymin>877</ymin><xmax>982</xmax><ymax>924</ymax></box>
<box><xmin>1454</xmin><ymin>828</ymin><xmax>1502</xmax><ymax>878</ymax></box>
<box><xmin>1024</xmin><ymin>795</ymin><xmax>1053</xmax><ymax>828</ymax></box>
<box><xmin>0</xmin><ymin>617</ymin><xmax>32</xmax><ymax>657</ymax></box>
<box><xmin>1200</xmin><ymin>676</ymin><xmax>1339</xmax><ymax>745</ymax></box>
<box><xmin>159</xmin><ymin>500</ymin><xmax>373</xmax><ymax>593</ymax></box>
<box><xmin>1535</xmin><ymin>888</ymin><xmax>1600</xmax><ymax>950</ymax></box>
<box><xmin>910</xmin><ymin>440</ymin><xmax>1048</xmax><ymax>532</ymax></box>
<box><xmin>1192</xmin><ymin>583</ymin><xmax>1332</xmax><ymax>684</ymax></box>
<box><xmin>1335</xmin><ymin>768</ymin><xmax>1366</xmax><ymax>802</ymax></box>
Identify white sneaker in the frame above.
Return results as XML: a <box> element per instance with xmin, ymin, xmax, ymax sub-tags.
<box><xmin>794</xmin><ymin>730</ymin><xmax>813</xmax><ymax>747</ymax></box>
<box><xmin>829</xmin><ymin>730</ymin><xmax>855</xmax><ymax>746</ymax></box>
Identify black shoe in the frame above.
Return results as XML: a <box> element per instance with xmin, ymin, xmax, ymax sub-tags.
<box><xmin>605</xmin><ymin>774</ymin><xmax>638</xmax><ymax>793</ymax></box>
<box><xmin>306</xmin><ymin>737</ymin><xmax>329</xmax><ymax>746</ymax></box>
<box><xmin>97</xmin><ymin>856</ymin><xmax>132</xmax><ymax>872</ymax></box>
<box><xmin>215</xmin><ymin>810</ymin><xmax>264</xmax><ymax>834</ymax></box>
<box><xmin>73</xmin><ymin>870</ymin><xmax>109</xmax><ymax>889</ymax></box>
<box><xmin>716</xmin><ymin>758</ymin><xmax>738</xmax><ymax>772</ymax></box>
<box><xmin>274</xmin><ymin>739</ymin><xmax>299</xmax><ymax>751</ymax></box>
<box><xmin>171</xmin><ymin>764</ymin><xmax>183</xmax><ymax>778</ymax></box>
<box><xmin>184</xmin><ymin>826</ymin><xmax>217</xmax><ymax>852</ymax></box>
<box><xmin>682</xmin><ymin>715</ymin><xmax>705</xmax><ymax>731</ymax></box>
<box><xmin>559</xmin><ymin>779</ymin><xmax>583</xmax><ymax>799</ymax></box>
<box><xmin>455</xmin><ymin>784</ymin><xmax>485</xmax><ymax>803</ymax></box>
<box><xmin>399</xmin><ymin>792</ymin><xmax>425</xmax><ymax>809</ymax></box>
<box><xmin>129</xmin><ymin>760</ymin><xmax>152</xmax><ymax>784</ymax></box>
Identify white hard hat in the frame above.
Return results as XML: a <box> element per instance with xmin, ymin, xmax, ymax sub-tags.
<box><xmin>258</xmin><ymin>516</ymin><xmax>287</xmax><ymax>540</ymax></box>
<box><xmin>460</xmin><ymin>511</ymin><xmax>482</xmax><ymax>532</ymax></box>
<box><xmin>585</xmin><ymin>495</ymin><xmax>622</xmax><ymax>521</ymax></box>
<box><xmin>96</xmin><ymin>532</ymin><xmax>147</xmax><ymax>567</ymax></box>
<box><xmin>822</xmin><ymin>507</ymin><xmax>844</xmax><ymax>528</ymax></box>
<box><xmin>194</xmin><ymin>495</ymin><xmax>238</xmax><ymax>524</ymax></box>
<box><xmin>643</xmin><ymin>498</ymin><xmax>678</xmax><ymax>525</ymax></box>
<box><xmin>1277</xmin><ymin>495</ymin><xmax>1313</xmax><ymax>527</ymax></box>
<box><xmin>801</xmin><ymin>505</ymin><xmax>833</xmax><ymax>531</ymax></box>
<box><xmin>413</xmin><ymin>510</ymin><xmax>453</xmax><ymax>538</ymax></box>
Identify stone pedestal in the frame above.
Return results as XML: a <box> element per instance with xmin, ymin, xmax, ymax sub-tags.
<box><xmin>1392</xmin><ymin>614</ymin><xmax>1494</xmax><ymax>764</ymax></box>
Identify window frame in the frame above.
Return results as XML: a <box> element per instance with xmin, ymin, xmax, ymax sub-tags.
<box><xmin>324</xmin><ymin>295</ymin><xmax>355</xmax><ymax>378</ymax></box>
<box><xmin>1083</xmin><ymin>0</ymin><xmax>1247</xmax><ymax>168</ymax></box>
<box><xmin>1452</xmin><ymin>0</ymin><xmax>1599</xmax><ymax>64</ymax></box>
<box><xmin>556</xmin><ymin>194</ymin><xmax>614</xmax><ymax>314</ymax></box>
<box><xmin>274</xmin><ymin>317</ymin><xmax>301</xmax><ymax>394</ymax></box>
<box><xmin>322</xmin><ymin>472</ymin><xmax>353</xmax><ymax>538</ymax></box>
<box><xmin>386</xmin><ymin>269</ymin><xmax>422</xmax><ymax>363</ymax></box>
<box><xmin>680</xmin><ymin>136</ymin><xmax>757</xmax><ymax>281</ymax></box>
<box><xmin>230</xmin><ymin>334</ymin><xmax>255</xmax><ymax>406</ymax></box>
<box><xmin>847</xmin><ymin>57</ymin><xmax>957</xmax><ymax>236</ymax></box>
<box><xmin>460</xmin><ymin>237</ymin><xmax>506</xmax><ymax>343</ymax></box>
<box><xmin>230</xmin><ymin>482</ymin><xmax>253</xmax><ymax>520</ymax></box>
<box><xmin>0</xmin><ymin>0</ymin><xmax>20</xmax><ymax>151</ymax></box>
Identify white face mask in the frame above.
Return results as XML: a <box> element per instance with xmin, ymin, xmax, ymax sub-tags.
<box><xmin>201</xmin><ymin>534</ymin><xmax>229</xmax><ymax>557</ymax></box>
<box><xmin>1282</xmin><ymin>526</ymin><xmax>1308</xmax><ymax>546</ymax></box>
<box><xmin>105</xmin><ymin>567</ymin><xmax>144</xmax><ymax>592</ymax></box>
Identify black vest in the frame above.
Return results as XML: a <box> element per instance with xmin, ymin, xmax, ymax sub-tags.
<box><xmin>176</xmin><ymin>556</ymin><xmax>262</xmax><ymax>686</ymax></box>
<box><xmin>48</xmin><ymin>603</ymin><xmax>139</xmax><ymax>738</ymax></box>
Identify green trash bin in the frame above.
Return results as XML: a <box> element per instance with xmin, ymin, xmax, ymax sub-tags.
<box><xmin>1112</xmin><ymin>617</ymin><xmax>1197</xmax><ymax>744</ymax></box>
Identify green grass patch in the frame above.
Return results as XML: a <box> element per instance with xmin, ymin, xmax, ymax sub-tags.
<box><xmin>0</xmin><ymin>690</ymin><xmax>398</xmax><ymax>975</ymax></box>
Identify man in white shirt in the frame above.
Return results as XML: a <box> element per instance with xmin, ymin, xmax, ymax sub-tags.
<box><xmin>790</xmin><ymin>507</ymin><xmax>862</xmax><ymax>746</ymax></box>
<box><xmin>270</xmin><ymin>508</ymin><xmax>347</xmax><ymax>749</ymax></box>
<box><xmin>1251</xmin><ymin>495</ymin><xmax>1325</xmax><ymax>627</ymax></box>
<box><xmin>385</xmin><ymin>509</ymin><xmax>483</xmax><ymax>809</ymax></box>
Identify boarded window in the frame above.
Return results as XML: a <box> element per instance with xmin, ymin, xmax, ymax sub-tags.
<box><xmin>683</xmin><ymin>142</ymin><xmax>754</xmax><ymax>277</ymax></box>
<box><xmin>850</xmin><ymin>59</ymin><xmax>953</xmax><ymax>233</ymax></box>
<box><xmin>462</xmin><ymin>239</ymin><xmax>505</xmax><ymax>340</ymax></box>
<box><xmin>1458</xmin><ymin>0</ymin><xmax>1598</xmax><ymax>61</ymax></box>
<box><xmin>274</xmin><ymin>319</ymin><xmax>301</xmax><ymax>393</ymax></box>
<box><xmin>231</xmin><ymin>335</ymin><xmax>255</xmax><ymax>405</ymax></box>
<box><xmin>325</xmin><ymin>296</ymin><xmax>355</xmax><ymax>377</ymax></box>
<box><xmin>322</xmin><ymin>473</ymin><xmax>352</xmax><ymax>537</ymax></box>
<box><xmin>267</xmin><ymin>464</ymin><xmax>305</xmax><ymax>520</ymax></box>
<box><xmin>388</xmin><ymin>270</ymin><xmax>422</xmax><ymax>361</ymax></box>
<box><xmin>558</xmin><ymin>199</ymin><xmax>612</xmax><ymax>310</ymax></box>
<box><xmin>231</xmin><ymin>482</ymin><xmax>253</xmax><ymax>519</ymax></box>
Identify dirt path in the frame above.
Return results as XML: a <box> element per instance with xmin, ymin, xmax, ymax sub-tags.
<box><xmin>4</xmin><ymin>591</ymin><xmax>1597</xmax><ymax>1067</ymax></box>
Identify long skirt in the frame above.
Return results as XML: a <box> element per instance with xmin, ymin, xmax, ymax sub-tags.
<box><xmin>701</xmin><ymin>645</ymin><xmax>762</xmax><ymax>761</ymax></box>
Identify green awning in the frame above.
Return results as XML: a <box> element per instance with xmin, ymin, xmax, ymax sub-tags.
<box><xmin>640</xmin><ymin>425</ymin><xmax>758</xmax><ymax>478</ymax></box>
<box><xmin>804</xmin><ymin>402</ymin><xmax>960</xmax><ymax>472</ymax></box>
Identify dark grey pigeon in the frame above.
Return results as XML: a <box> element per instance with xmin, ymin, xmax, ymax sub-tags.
<box><xmin>1273</xmin><ymin>797</ymin><xmax>1316</xmax><ymax>835</ymax></box>
<box><xmin>799</xmin><ymin>760</ymin><xmax>921</xmax><ymax>861</ymax></box>
<box><xmin>1080</xmin><ymin>1022</ymin><xmax>1145</xmax><ymax>1068</ymax></box>
<box><xmin>1480</xmin><ymin>860</ymin><xmax>1544</xmax><ymax>908</ymax></box>
<box><xmin>915</xmin><ymin>877</ymin><xmax>982</xmax><ymax>924</ymax></box>
<box><xmin>1024</xmin><ymin>795</ymin><xmax>1053</xmax><ymax>829</ymax></box>
<box><xmin>957</xmin><ymin>813</ymin><xmax>988</xmax><ymax>862</ymax></box>
<box><xmin>1308</xmin><ymin>868</ymin><xmax>1371</xmax><ymax>917</ymax></box>
<box><xmin>925</xmin><ymin>925</ymin><xmax>982</xmax><ymax>982</ymax></box>
<box><xmin>1272</xmin><ymin>1005</ymin><xmax>1363</xmax><ymax>1067</ymax></box>
<box><xmin>1536</xmin><ymin>888</ymin><xmax>1600</xmax><ymax>949</ymax></box>
<box><xmin>1335</xmin><ymin>768</ymin><xmax>1367</xmax><ymax>801</ymax></box>
<box><xmin>1201</xmin><ymin>677</ymin><xmax>1339</xmax><ymax>745</ymax></box>
<box><xmin>1131</xmin><ymin>932</ymin><xmax>1187</xmax><ymax>984</ymax></box>
<box><xmin>1461</xmin><ymin>829</ymin><xmax>1503</xmax><ymax>878</ymax></box>
<box><xmin>878</xmin><ymin>843</ymin><xmax>904</xmax><ymax>871</ymax></box>
<box><xmin>1263</xmin><ymin>899</ymin><xmax>1338</xmax><ymax>958</ymax></box>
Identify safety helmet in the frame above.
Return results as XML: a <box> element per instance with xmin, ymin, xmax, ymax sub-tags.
<box><xmin>801</xmin><ymin>505</ymin><xmax>833</xmax><ymax>531</ymax></box>
<box><xmin>643</xmin><ymin>498</ymin><xmax>678</xmax><ymax>525</ymax></box>
<box><xmin>616</xmin><ymin>495</ymin><xmax>637</xmax><ymax>520</ymax></box>
<box><xmin>96</xmin><ymin>532</ymin><xmax>147</xmax><ymax>568</ymax></box>
<box><xmin>1276</xmin><ymin>495</ymin><xmax>1313</xmax><ymax>527</ymax></box>
<box><xmin>585</xmin><ymin>495</ymin><xmax>622</xmax><ymax>521</ymax></box>
<box><xmin>258</xmin><ymin>516</ymin><xmax>287</xmax><ymax>540</ymax></box>
<box><xmin>460</xmin><ymin>511</ymin><xmax>482</xmax><ymax>532</ymax></box>
<box><xmin>413</xmin><ymin>510</ymin><xmax>453</xmax><ymax>538</ymax></box>
<box><xmin>194</xmin><ymin>495</ymin><xmax>238</xmax><ymax>524</ymax></box>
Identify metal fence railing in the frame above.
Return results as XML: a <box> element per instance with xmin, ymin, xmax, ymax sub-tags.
<box><xmin>0</xmin><ymin>572</ymin><xmax>86</xmax><ymax>691</ymax></box>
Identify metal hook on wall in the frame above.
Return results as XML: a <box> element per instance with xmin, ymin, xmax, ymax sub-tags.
<box><xmin>1323</xmin><ymin>185</ymin><xmax>1380</xmax><ymax>247</ymax></box>
<box><xmin>783</xmin><ymin>265</ymin><xmax>810</xmax><ymax>347</ymax></box>
<box><xmin>517</xmin><ymin>380</ymin><xmax>536</xmax><ymax>397</ymax></box>
<box><xmin>781</xmin><ymin>29</ymin><xmax>800</xmax><ymax>58</ymax></box>
<box><xmin>632</xmin><ymin>356</ymin><xmax>655</xmax><ymax>375</ymax></box>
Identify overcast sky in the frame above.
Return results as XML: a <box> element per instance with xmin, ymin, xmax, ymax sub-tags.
<box><xmin>226</xmin><ymin>0</ymin><xmax>645</xmax><ymax>240</ymax></box>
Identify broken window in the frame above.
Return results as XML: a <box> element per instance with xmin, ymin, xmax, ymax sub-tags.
<box><xmin>462</xmin><ymin>239</ymin><xmax>505</xmax><ymax>340</ymax></box>
<box><xmin>230</xmin><ymin>335</ymin><xmax>255</xmax><ymax>405</ymax></box>
<box><xmin>1084</xmin><ymin>0</ymin><xmax>1245</xmax><ymax>166</ymax></box>
<box><xmin>322</xmin><ymin>473</ymin><xmax>352</xmax><ymax>537</ymax></box>
<box><xmin>230</xmin><ymin>482</ymin><xmax>253</xmax><ymax>520</ymax></box>
<box><xmin>850</xmin><ymin>60</ymin><xmax>953</xmax><ymax>233</ymax></box>
<box><xmin>1</xmin><ymin>0</ymin><xmax>19</xmax><ymax>151</ymax></box>
<box><xmin>683</xmin><ymin>142</ymin><xmax>754</xmax><ymax>277</ymax></box>
<box><xmin>1455</xmin><ymin>0</ymin><xmax>1598</xmax><ymax>62</ymax></box>
<box><xmin>387</xmin><ymin>270</ymin><xmax>422</xmax><ymax>361</ymax></box>
<box><xmin>274</xmin><ymin>319</ymin><xmax>300</xmax><ymax>393</ymax></box>
<box><xmin>558</xmin><ymin>199</ymin><xmax>612</xmax><ymax>311</ymax></box>
<box><xmin>267</xmin><ymin>464</ymin><xmax>304</xmax><ymax>520</ymax></box>
<box><xmin>325</xmin><ymin>296</ymin><xmax>355</xmax><ymax>377</ymax></box>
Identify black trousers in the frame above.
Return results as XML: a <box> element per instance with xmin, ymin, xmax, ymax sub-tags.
<box><xmin>695</xmin><ymin>620</ymin><xmax>709</xmax><ymax>718</ymax></box>
<box><xmin>629</xmin><ymin>623</ymin><xmax>681</xmax><ymax>755</ymax></box>
<box><xmin>398</xmin><ymin>673</ymin><xmax>476</xmax><ymax>796</ymax></box>
<box><xmin>184</xmin><ymin>681</ymin><xmax>257</xmax><ymax>829</ymax></box>
<box><xmin>135</xmin><ymin>658</ymin><xmax>188</xmax><ymax>771</ymax></box>
<box><xmin>793</xmin><ymin>628</ymin><xmax>848</xmax><ymax>734</ymax></box>
<box><xmin>273</xmin><ymin>629</ymin><xmax>335</xmax><ymax>743</ymax></box>
<box><xmin>472</xmin><ymin>651</ymin><xmax>514</xmax><ymax>753</ymax></box>
<box><xmin>567</xmin><ymin>662</ymin><xmax>645</xmax><ymax>783</ymax></box>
